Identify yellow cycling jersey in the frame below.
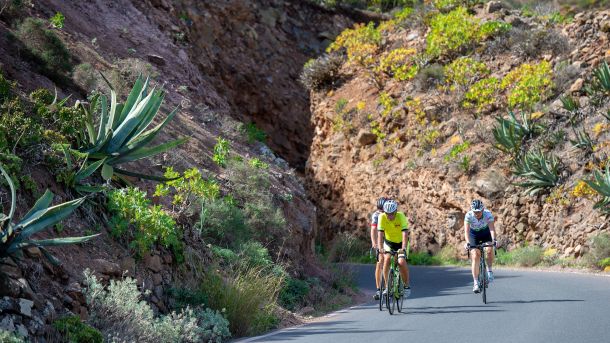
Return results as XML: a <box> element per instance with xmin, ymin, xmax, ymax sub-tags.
<box><xmin>378</xmin><ymin>212</ymin><xmax>408</xmax><ymax>244</ymax></box>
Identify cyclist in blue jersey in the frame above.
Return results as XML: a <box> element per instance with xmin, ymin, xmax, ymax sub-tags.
<box><xmin>464</xmin><ymin>199</ymin><xmax>497</xmax><ymax>293</ymax></box>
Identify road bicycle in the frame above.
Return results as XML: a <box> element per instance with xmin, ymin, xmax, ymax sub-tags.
<box><xmin>468</xmin><ymin>242</ymin><xmax>496</xmax><ymax>304</ymax></box>
<box><xmin>384</xmin><ymin>249</ymin><xmax>407</xmax><ymax>315</ymax></box>
<box><xmin>370</xmin><ymin>248</ymin><xmax>385</xmax><ymax>311</ymax></box>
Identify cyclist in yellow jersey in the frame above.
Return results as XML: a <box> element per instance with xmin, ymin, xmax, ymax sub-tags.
<box><xmin>377</xmin><ymin>199</ymin><xmax>411</xmax><ymax>298</ymax></box>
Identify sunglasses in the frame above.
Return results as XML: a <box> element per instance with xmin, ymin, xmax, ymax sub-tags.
<box><xmin>473</xmin><ymin>210</ymin><xmax>482</xmax><ymax>213</ymax></box>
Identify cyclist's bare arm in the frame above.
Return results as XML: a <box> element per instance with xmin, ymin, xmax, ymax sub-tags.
<box><xmin>378</xmin><ymin>230</ymin><xmax>385</xmax><ymax>252</ymax></box>
<box><xmin>401</xmin><ymin>230</ymin><xmax>407</xmax><ymax>251</ymax></box>
<box><xmin>489</xmin><ymin>221</ymin><xmax>496</xmax><ymax>242</ymax></box>
<box><xmin>464</xmin><ymin>222</ymin><xmax>471</xmax><ymax>243</ymax></box>
<box><xmin>370</xmin><ymin>224</ymin><xmax>378</xmax><ymax>248</ymax></box>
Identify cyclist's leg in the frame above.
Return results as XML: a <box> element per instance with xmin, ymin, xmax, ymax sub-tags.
<box><xmin>469</xmin><ymin>231</ymin><xmax>481</xmax><ymax>282</ymax></box>
<box><xmin>481</xmin><ymin>229</ymin><xmax>494</xmax><ymax>279</ymax></box>
<box><xmin>375</xmin><ymin>253</ymin><xmax>384</xmax><ymax>289</ymax></box>
<box><xmin>382</xmin><ymin>242</ymin><xmax>392</xmax><ymax>291</ymax></box>
<box><xmin>397</xmin><ymin>250</ymin><xmax>409</xmax><ymax>286</ymax></box>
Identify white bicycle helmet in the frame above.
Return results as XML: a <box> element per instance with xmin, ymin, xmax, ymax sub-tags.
<box><xmin>383</xmin><ymin>199</ymin><xmax>398</xmax><ymax>214</ymax></box>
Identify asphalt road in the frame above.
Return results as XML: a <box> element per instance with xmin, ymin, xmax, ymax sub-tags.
<box><xmin>240</xmin><ymin>265</ymin><xmax>610</xmax><ymax>343</ymax></box>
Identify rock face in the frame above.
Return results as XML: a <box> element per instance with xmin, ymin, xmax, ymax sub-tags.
<box><xmin>306</xmin><ymin>9</ymin><xmax>610</xmax><ymax>256</ymax></box>
<box><xmin>165</xmin><ymin>0</ymin><xmax>352</xmax><ymax>170</ymax></box>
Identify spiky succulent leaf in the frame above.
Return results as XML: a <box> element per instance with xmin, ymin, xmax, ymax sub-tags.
<box><xmin>13</xmin><ymin>197</ymin><xmax>86</xmax><ymax>242</ymax></box>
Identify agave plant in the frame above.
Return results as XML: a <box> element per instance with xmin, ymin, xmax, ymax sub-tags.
<box><xmin>76</xmin><ymin>76</ymin><xmax>187</xmax><ymax>182</ymax></box>
<box><xmin>512</xmin><ymin>150</ymin><xmax>561</xmax><ymax>195</ymax></box>
<box><xmin>570</xmin><ymin>128</ymin><xmax>594</xmax><ymax>154</ymax></box>
<box><xmin>493</xmin><ymin>111</ymin><xmax>544</xmax><ymax>157</ymax></box>
<box><xmin>0</xmin><ymin>166</ymin><xmax>98</xmax><ymax>264</ymax></box>
<box><xmin>584</xmin><ymin>165</ymin><xmax>610</xmax><ymax>213</ymax></box>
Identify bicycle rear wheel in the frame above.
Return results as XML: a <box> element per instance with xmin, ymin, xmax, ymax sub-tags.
<box><xmin>387</xmin><ymin>269</ymin><xmax>395</xmax><ymax>315</ymax></box>
<box><xmin>396</xmin><ymin>274</ymin><xmax>404</xmax><ymax>313</ymax></box>
<box><xmin>379</xmin><ymin>275</ymin><xmax>385</xmax><ymax>311</ymax></box>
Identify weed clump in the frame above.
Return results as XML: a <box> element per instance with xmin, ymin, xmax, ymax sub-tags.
<box><xmin>300</xmin><ymin>53</ymin><xmax>343</xmax><ymax>91</ymax></box>
<box><xmin>15</xmin><ymin>17</ymin><xmax>72</xmax><ymax>77</ymax></box>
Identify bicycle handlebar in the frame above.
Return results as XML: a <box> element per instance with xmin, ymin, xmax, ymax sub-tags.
<box><xmin>467</xmin><ymin>242</ymin><xmax>496</xmax><ymax>258</ymax></box>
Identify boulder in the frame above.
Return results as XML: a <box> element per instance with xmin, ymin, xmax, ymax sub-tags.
<box><xmin>569</xmin><ymin>78</ymin><xmax>584</xmax><ymax>93</ymax></box>
<box><xmin>356</xmin><ymin>130</ymin><xmax>377</xmax><ymax>147</ymax></box>
<box><xmin>18</xmin><ymin>299</ymin><xmax>33</xmax><ymax>318</ymax></box>
<box><xmin>485</xmin><ymin>1</ymin><xmax>505</xmax><ymax>14</ymax></box>
<box><xmin>92</xmin><ymin>259</ymin><xmax>121</xmax><ymax>277</ymax></box>
<box><xmin>144</xmin><ymin>254</ymin><xmax>163</xmax><ymax>273</ymax></box>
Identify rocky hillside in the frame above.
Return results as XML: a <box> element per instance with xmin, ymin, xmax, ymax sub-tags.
<box><xmin>0</xmin><ymin>0</ymin><xmax>359</xmax><ymax>340</ymax></box>
<box><xmin>306</xmin><ymin>2</ymin><xmax>610</xmax><ymax>258</ymax></box>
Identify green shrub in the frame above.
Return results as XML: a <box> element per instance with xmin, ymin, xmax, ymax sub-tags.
<box><xmin>0</xmin><ymin>96</ymin><xmax>43</xmax><ymax>149</ymax></box>
<box><xmin>0</xmin><ymin>70</ymin><xmax>15</xmax><ymax>102</ymax></box>
<box><xmin>53</xmin><ymin>316</ymin><xmax>103</xmax><ymax>343</ymax></box>
<box><xmin>435</xmin><ymin>245</ymin><xmax>463</xmax><ymax>265</ymax></box>
<box><xmin>0</xmin><ymin>330</ymin><xmax>24</xmax><ymax>343</ymax></box>
<box><xmin>426</xmin><ymin>7</ymin><xmax>480</xmax><ymax>57</ymax></box>
<box><xmin>107</xmin><ymin>187</ymin><xmax>183</xmax><ymax>261</ymax></box>
<box><xmin>213</xmin><ymin>137</ymin><xmax>230</xmax><ymax>167</ymax></box>
<box><xmin>462</xmin><ymin>77</ymin><xmax>501</xmax><ymax>114</ymax></box>
<box><xmin>479</xmin><ymin>20</ymin><xmax>511</xmax><ymax>39</ymax></box>
<box><xmin>197</xmin><ymin>197</ymin><xmax>247</xmax><ymax>247</ymax></box>
<box><xmin>239</xmin><ymin>241</ymin><xmax>273</xmax><ymax>269</ymax></box>
<box><xmin>279</xmin><ymin>277</ymin><xmax>311</xmax><ymax>311</ymax></box>
<box><xmin>239</xmin><ymin>122</ymin><xmax>268</xmax><ymax>144</ymax></box>
<box><xmin>513</xmin><ymin>150</ymin><xmax>561</xmax><ymax>195</ymax></box>
<box><xmin>408</xmin><ymin>251</ymin><xmax>441</xmax><ymax>265</ymax></box>
<box><xmin>83</xmin><ymin>270</ymin><xmax>203</xmax><ymax>342</ymax></box>
<box><xmin>328</xmin><ymin>231</ymin><xmax>369</xmax><ymax>262</ymax></box>
<box><xmin>202</xmin><ymin>268</ymin><xmax>283</xmax><ymax>337</ymax></box>
<box><xmin>585</xmin><ymin>233</ymin><xmax>610</xmax><ymax>268</ymax></box>
<box><xmin>377</xmin><ymin>48</ymin><xmax>418</xmax><ymax>81</ymax></box>
<box><xmin>510</xmin><ymin>245</ymin><xmax>544</xmax><ymax>267</ymax></box>
<box><xmin>31</xmin><ymin>88</ymin><xmax>88</xmax><ymax>146</ymax></box>
<box><xmin>154</xmin><ymin>167</ymin><xmax>220</xmax><ymax>214</ymax></box>
<box><xmin>194</xmin><ymin>308</ymin><xmax>231</xmax><ymax>343</ymax></box>
<box><xmin>431</xmin><ymin>0</ymin><xmax>483</xmax><ymax>11</ymax></box>
<box><xmin>49</xmin><ymin>12</ymin><xmax>65</xmax><ymax>29</ymax></box>
<box><xmin>226</xmin><ymin>159</ymin><xmax>286</xmax><ymax>239</ymax></box>
<box><xmin>327</xmin><ymin>22</ymin><xmax>381</xmax><ymax>66</ymax></box>
<box><xmin>443</xmin><ymin>57</ymin><xmax>489</xmax><ymax>92</ymax></box>
<box><xmin>299</xmin><ymin>53</ymin><xmax>343</xmax><ymax>91</ymax></box>
<box><xmin>16</xmin><ymin>17</ymin><xmax>72</xmax><ymax>76</ymax></box>
<box><xmin>501</xmin><ymin>61</ymin><xmax>553</xmax><ymax>110</ymax></box>
<box><xmin>444</xmin><ymin>141</ymin><xmax>470</xmax><ymax>162</ymax></box>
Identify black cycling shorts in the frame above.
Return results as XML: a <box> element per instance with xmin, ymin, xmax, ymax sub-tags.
<box><xmin>469</xmin><ymin>227</ymin><xmax>492</xmax><ymax>245</ymax></box>
<box><xmin>383</xmin><ymin>240</ymin><xmax>402</xmax><ymax>252</ymax></box>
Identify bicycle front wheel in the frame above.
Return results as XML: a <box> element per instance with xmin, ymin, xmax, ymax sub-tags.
<box><xmin>396</xmin><ymin>274</ymin><xmax>404</xmax><ymax>313</ymax></box>
<box><xmin>480</xmin><ymin>259</ymin><xmax>487</xmax><ymax>304</ymax></box>
<box><xmin>387</xmin><ymin>269</ymin><xmax>395</xmax><ymax>315</ymax></box>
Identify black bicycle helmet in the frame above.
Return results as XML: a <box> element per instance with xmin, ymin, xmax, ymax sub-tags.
<box><xmin>376</xmin><ymin>197</ymin><xmax>387</xmax><ymax>210</ymax></box>
<box><xmin>471</xmin><ymin>199</ymin><xmax>484</xmax><ymax>211</ymax></box>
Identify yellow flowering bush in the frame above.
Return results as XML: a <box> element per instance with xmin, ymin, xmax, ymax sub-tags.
<box><xmin>379</xmin><ymin>92</ymin><xmax>398</xmax><ymax>117</ymax></box>
<box><xmin>377</xmin><ymin>48</ymin><xmax>418</xmax><ymax>81</ymax></box>
<box><xmin>426</xmin><ymin>7</ymin><xmax>478</xmax><ymax>58</ymax></box>
<box><xmin>462</xmin><ymin>77</ymin><xmax>501</xmax><ymax>114</ymax></box>
<box><xmin>443</xmin><ymin>57</ymin><xmax>490</xmax><ymax>92</ymax></box>
<box><xmin>327</xmin><ymin>22</ymin><xmax>381</xmax><ymax>66</ymax></box>
<box><xmin>501</xmin><ymin>61</ymin><xmax>553</xmax><ymax>110</ymax></box>
<box><xmin>571</xmin><ymin>180</ymin><xmax>597</xmax><ymax>199</ymax></box>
